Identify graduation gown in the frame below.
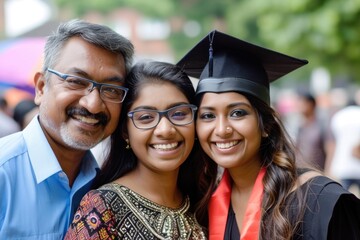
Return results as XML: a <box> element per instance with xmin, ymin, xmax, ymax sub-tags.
<box><xmin>209</xmin><ymin>171</ymin><xmax>360</xmax><ymax>239</ymax></box>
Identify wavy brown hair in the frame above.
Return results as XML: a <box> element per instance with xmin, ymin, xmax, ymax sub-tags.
<box><xmin>195</xmin><ymin>93</ymin><xmax>306</xmax><ymax>239</ymax></box>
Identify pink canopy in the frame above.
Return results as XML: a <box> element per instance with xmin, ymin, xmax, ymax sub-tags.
<box><xmin>0</xmin><ymin>37</ymin><xmax>45</xmax><ymax>93</ymax></box>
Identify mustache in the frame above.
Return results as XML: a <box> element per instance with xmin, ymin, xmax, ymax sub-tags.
<box><xmin>67</xmin><ymin>107</ymin><xmax>109</xmax><ymax>126</ymax></box>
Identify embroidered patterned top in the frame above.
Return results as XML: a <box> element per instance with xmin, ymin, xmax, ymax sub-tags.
<box><xmin>65</xmin><ymin>183</ymin><xmax>207</xmax><ymax>240</ymax></box>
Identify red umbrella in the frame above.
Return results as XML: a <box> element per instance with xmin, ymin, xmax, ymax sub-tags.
<box><xmin>0</xmin><ymin>37</ymin><xmax>46</xmax><ymax>94</ymax></box>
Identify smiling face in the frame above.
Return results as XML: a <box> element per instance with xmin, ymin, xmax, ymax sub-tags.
<box><xmin>126</xmin><ymin>82</ymin><xmax>195</xmax><ymax>174</ymax></box>
<box><xmin>34</xmin><ymin>37</ymin><xmax>126</xmax><ymax>152</ymax></box>
<box><xmin>196</xmin><ymin>92</ymin><xmax>262</xmax><ymax>171</ymax></box>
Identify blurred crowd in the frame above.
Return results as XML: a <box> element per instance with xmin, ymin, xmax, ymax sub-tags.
<box><xmin>0</xmin><ymin>95</ymin><xmax>38</xmax><ymax>137</ymax></box>
<box><xmin>275</xmin><ymin>87</ymin><xmax>360</xmax><ymax>197</ymax></box>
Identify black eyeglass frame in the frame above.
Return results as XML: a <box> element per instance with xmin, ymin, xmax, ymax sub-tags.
<box><xmin>46</xmin><ymin>68</ymin><xmax>128</xmax><ymax>103</ymax></box>
<box><xmin>127</xmin><ymin>104</ymin><xmax>198</xmax><ymax>130</ymax></box>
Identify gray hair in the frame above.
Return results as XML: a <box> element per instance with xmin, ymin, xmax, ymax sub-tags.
<box><xmin>43</xmin><ymin>19</ymin><xmax>134</xmax><ymax>77</ymax></box>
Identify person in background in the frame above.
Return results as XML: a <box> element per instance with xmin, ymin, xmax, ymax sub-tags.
<box><xmin>0</xmin><ymin>19</ymin><xmax>134</xmax><ymax>239</ymax></box>
<box><xmin>13</xmin><ymin>99</ymin><xmax>39</xmax><ymax>129</ymax></box>
<box><xmin>326</xmin><ymin>98</ymin><xmax>360</xmax><ymax>193</ymax></box>
<box><xmin>294</xmin><ymin>91</ymin><xmax>330</xmax><ymax>171</ymax></box>
<box><xmin>65</xmin><ymin>61</ymin><xmax>206</xmax><ymax>239</ymax></box>
<box><xmin>0</xmin><ymin>96</ymin><xmax>20</xmax><ymax>137</ymax></box>
<box><xmin>178</xmin><ymin>30</ymin><xmax>360</xmax><ymax>239</ymax></box>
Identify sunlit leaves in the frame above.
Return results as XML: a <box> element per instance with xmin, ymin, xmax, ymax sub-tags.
<box><xmin>53</xmin><ymin>0</ymin><xmax>360</xmax><ymax>81</ymax></box>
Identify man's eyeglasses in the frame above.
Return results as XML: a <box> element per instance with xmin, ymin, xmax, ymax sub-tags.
<box><xmin>47</xmin><ymin>68</ymin><xmax>128</xmax><ymax>103</ymax></box>
<box><xmin>127</xmin><ymin>104</ymin><xmax>198</xmax><ymax>130</ymax></box>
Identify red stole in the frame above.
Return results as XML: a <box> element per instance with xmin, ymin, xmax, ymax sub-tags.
<box><xmin>208</xmin><ymin>168</ymin><xmax>266</xmax><ymax>240</ymax></box>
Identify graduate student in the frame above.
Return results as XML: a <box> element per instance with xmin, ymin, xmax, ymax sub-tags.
<box><xmin>178</xmin><ymin>30</ymin><xmax>360</xmax><ymax>240</ymax></box>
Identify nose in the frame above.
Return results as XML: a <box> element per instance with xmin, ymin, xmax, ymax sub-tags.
<box><xmin>78</xmin><ymin>87</ymin><xmax>105</xmax><ymax>114</ymax></box>
<box><xmin>153</xmin><ymin>116</ymin><xmax>176</xmax><ymax>137</ymax></box>
<box><xmin>214</xmin><ymin>117</ymin><xmax>232</xmax><ymax>137</ymax></box>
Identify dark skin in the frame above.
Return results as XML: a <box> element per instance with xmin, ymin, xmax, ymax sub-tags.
<box><xmin>34</xmin><ymin>37</ymin><xmax>126</xmax><ymax>186</ymax></box>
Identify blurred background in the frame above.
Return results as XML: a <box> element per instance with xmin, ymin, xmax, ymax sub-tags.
<box><xmin>1</xmin><ymin>0</ymin><xmax>360</xmax><ymax>195</ymax></box>
<box><xmin>0</xmin><ymin>0</ymin><xmax>359</xmax><ymax>111</ymax></box>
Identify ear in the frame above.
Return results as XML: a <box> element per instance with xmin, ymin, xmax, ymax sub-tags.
<box><xmin>34</xmin><ymin>72</ymin><xmax>46</xmax><ymax>105</ymax></box>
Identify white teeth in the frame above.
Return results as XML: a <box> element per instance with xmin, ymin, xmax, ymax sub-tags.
<box><xmin>73</xmin><ymin>114</ymin><xmax>99</xmax><ymax>124</ymax></box>
<box><xmin>216</xmin><ymin>141</ymin><xmax>238</xmax><ymax>149</ymax></box>
<box><xmin>152</xmin><ymin>142</ymin><xmax>179</xmax><ymax>150</ymax></box>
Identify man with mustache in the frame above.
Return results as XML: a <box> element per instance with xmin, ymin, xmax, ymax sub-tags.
<box><xmin>0</xmin><ymin>19</ymin><xmax>134</xmax><ymax>239</ymax></box>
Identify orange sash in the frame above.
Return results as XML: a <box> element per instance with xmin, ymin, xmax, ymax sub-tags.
<box><xmin>208</xmin><ymin>168</ymin><xmax>266</xmax><ymax>240</ymax></box>
<box><xmin>208</xmin><ymin>170</ymin><xmax>232</xmax><ymax>239</ymax></box>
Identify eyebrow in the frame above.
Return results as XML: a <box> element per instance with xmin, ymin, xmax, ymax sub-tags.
<box><xmin>69</xmin><ymin>68</ymin><xmax>125</xmax><ymax>83</ymax></box>
<box><xmin>228</xmin><ymin>102</ymin><xmax>252</xmax><ymax>108</ymax></box>
<box><xmin>131</xmin><ymin>102</ymin><xmax>190</xmax><ymax>111</ymax></box>
<box><xmin>200</xmin><ymin>102</ymin><xmax>252</xmax><ymax>111</ymax></box>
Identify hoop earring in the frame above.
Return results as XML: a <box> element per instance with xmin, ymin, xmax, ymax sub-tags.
<box><xmin>125</xmin><ymin>139</ymin><xmax>131</xmax><ymax>149</ymax></box>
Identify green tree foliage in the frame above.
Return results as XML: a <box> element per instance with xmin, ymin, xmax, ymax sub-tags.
<box><xmin>54</xmin><ymin>0</ymin><xmax>360</xmax><ymax>82</ymax></box>
<box><xmin>55</xmin><ymin>0</ymin><xmax>175</xmax><ymax>18</ymax></box>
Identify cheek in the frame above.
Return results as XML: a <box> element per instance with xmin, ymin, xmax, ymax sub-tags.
<box><xmin>195</xmin><ymin>122</ymin><xmax>205</xmax><ymax>140</ymax></box>
<box><xmin>44</xmin><ymin>90</ymin><xmax>79</xmax><ymax>114</ymax></box>
<box><xmin>242</xmin><ymin>124</ymin><xmax>262</xmax><ymax>148</ymax></box>
<box><xmin>195</xmin><ymin>122</ymin><xmax>212</xmax><ymax>150</ymax></box>
<box><xmin>127</xmin><ymin>121</ymin><xmax>144</xmax><ymax>144</ymax></box>
<box><xmin>184</xmin><ymin>125</ymin><xmax>196</xmax><ymax>144</ymax></box>
<box><xmin>241</xmin><ymin>120</ymin><xmax>260</xmax><ymax>137</ymax></box>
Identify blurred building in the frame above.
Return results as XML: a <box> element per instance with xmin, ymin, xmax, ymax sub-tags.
<box><xmin>83</xmin><ymin>8</ymin><xmax>174</xmax><ymax>63</ymax></box>
<box><xmin>33</xmin><ymin>8</ymin><xmax>174</xmax><ymax>63</ymax></box>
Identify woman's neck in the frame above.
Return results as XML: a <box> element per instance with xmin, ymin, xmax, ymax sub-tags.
<box><xmin>114</xmin><ymin>167</ymin><xmax>183</xmax><ymax>208</ymax></box>
<box><xmin>228</xmin><ymin>161</ymin><xmax>262</xmax><ymax>193</ymax></box>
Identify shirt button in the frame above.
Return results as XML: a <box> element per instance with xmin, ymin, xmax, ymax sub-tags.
<box><xmin>58</xmin><ymin>172</ymin><xmax>66</xmax><ymax>178</ymax></box>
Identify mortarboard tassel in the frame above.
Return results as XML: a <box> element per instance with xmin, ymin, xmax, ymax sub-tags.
<box><xmin>208</xmin><ymin>31</ymin><xmax>215</xmax><ymax>77</ymax></box>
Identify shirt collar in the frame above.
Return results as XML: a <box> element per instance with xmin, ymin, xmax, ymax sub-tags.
<box><xmin>23</xmin><ymin>116</ymin><xmax>99</xmax><ymax>184</ymax></box>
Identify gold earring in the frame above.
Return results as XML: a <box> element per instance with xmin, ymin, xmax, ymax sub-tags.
<box><xmin>125</xmin><ymin>139</ymin><xmax>131</xmax><ymax>149</ymax></box>
<box><xmin>262</xmin><ymin>133</ymin><xmax>269</xmax><ymax>138</ymax></box>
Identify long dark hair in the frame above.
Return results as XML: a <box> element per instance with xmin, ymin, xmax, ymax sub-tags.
<box><xmin>94</xmin><ymin>61</ymin><xmax>206</xmax><ymax>218</ymax></box>
<box><xmin>196</xmin><ymin>93</ymin><xmax>306</xmax><ymax>239</ymax></box>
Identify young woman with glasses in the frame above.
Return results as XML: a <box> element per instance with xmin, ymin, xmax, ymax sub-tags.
<box><xmin>65</xmin><ymin>61</ymin><xmax>207</xmax><ymax>239</ymax></box>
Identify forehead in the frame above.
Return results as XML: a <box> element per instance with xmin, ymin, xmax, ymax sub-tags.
<box><xmin>132</xmin><ymin>82</ymin><xmax>189</xmax><ymax>108</ymax></box>
<box><xmin>56</xmin><ymin>37</ymin><xmax>126</xmax><ymax>76</ymax></box>
<box><xmin>200</xmin><ymin>92</ymin><xmax>251</xmax><ymax>106</ymax></box>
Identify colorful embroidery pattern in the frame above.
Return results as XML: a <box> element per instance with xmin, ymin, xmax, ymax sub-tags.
<box><xmin>65</xmin><ymin>184</ymin><xmax>206</xmax><ymax>240</ymax></box>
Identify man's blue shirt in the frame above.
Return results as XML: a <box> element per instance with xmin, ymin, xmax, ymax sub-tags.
<box><xmin>0</xmin><ymin>116</ymin><xmax>99</xmax><ymax>239</ymax></box>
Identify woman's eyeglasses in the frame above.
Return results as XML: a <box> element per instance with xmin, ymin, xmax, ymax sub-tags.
<box><xmin>127</xmin><ymin>104</ymin><xmax>198</xmax><ymax>130</ymax></box>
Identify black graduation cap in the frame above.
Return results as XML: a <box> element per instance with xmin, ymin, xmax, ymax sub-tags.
<box><xmin>177</xmin><ymin>30</ymin><xmax>308</xmax><ymax>105</ymax></box>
